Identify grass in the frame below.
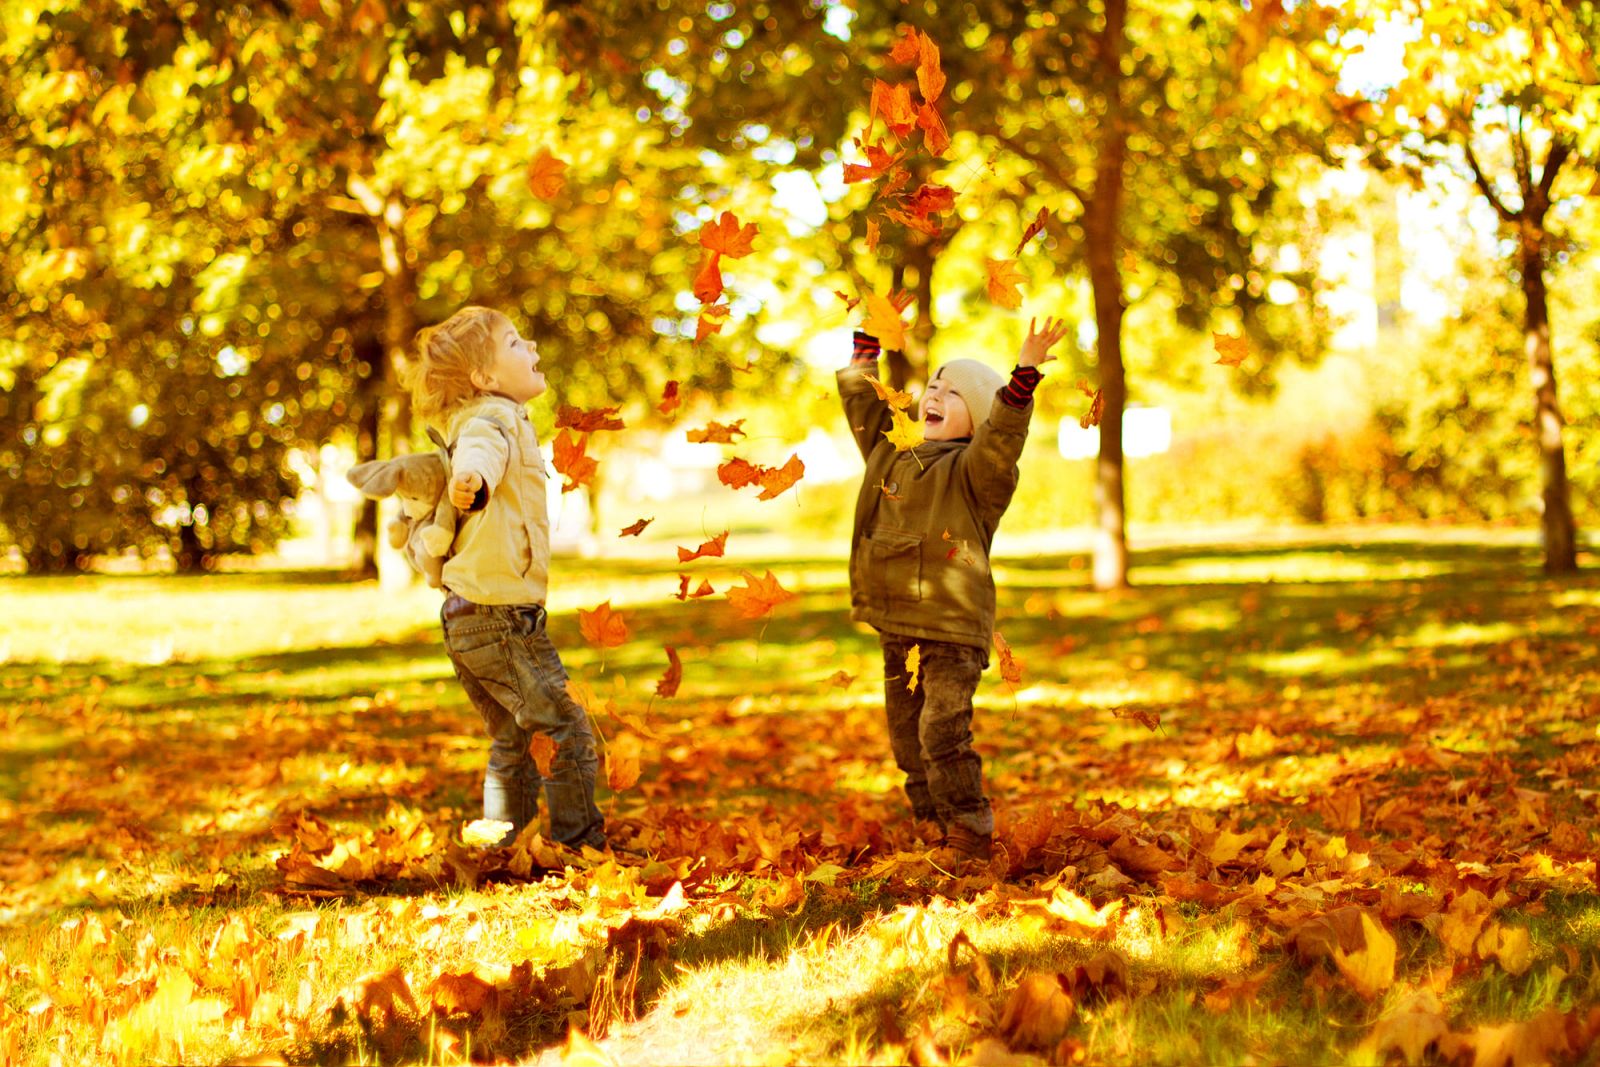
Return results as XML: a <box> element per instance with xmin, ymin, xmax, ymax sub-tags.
<box><xmin>2</xmin><ymin>528</ymin><xmax>1598</xmax><ymax>1065</ymax></box>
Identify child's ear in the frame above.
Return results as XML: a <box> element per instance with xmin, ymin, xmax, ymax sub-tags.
<box><xmin>469</xmin><ymin>367</ymin><xmax>496</xmax><ymax>393</ymax></box>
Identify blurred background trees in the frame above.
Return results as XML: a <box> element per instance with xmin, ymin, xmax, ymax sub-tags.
<box><xmin>2</xmin><ymin>0</ymin><xmax>1595</xmax><ymax>578</ymax></box>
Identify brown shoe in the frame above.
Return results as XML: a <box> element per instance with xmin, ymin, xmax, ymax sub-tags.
<box><xmin>930</xmin><ymin>824</ymin><xmax>992</xmax><ymax>870</ymax></box>
<box><xmin>913</xmin><ymin>817</ymin><xmax>947</xmax><ymax>848</ymax></box>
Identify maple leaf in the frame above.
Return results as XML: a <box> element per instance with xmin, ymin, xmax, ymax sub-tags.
<box><xmin>462</xmin><ymin>819</ymin><xmax>515</xmax><ymax>847</ymax></box>
<box><xmin>1016</xmin><ymin>206</ymin><xmax>1051</xmax><ymax>256</ymax></box>
<box><xmin>998</xmin><ymin>972</ymin><xmax>1075</xmax><ymax>1051</ymax></box>
<box><xmin>698</xmin><ymin>210</ymin><xmax>758</xmax><ymax>258</ymax></box>
<box><xmin>906</xmin><ymin>183</ymin><xmax>956</xmax><ymax>218</ymax></box>
<box><xmin>577</xmin><ymin>601</ymin><xmax>629</xmax><ymax>649</ymax></box>
<box><xmin>1359</xmin><ymin>988</ymin><xmax>1449</xmax><ymax>1066</ymax></box>
<box><xmin>726</xmin><ymin>569</ymin><xmax>797</xmax><ymax>620</ymax></box>
<box><xmin>554</xmin><ymin>404</ymin><xmax>624</xmax><ymax>433</ymax></box>
<box><xmin>828</xmin><ymin>670</ymin><xmax>855</xmax><ymax>688</ymax></box>
<box><xmin>888</xmin><ymin>23</ymin><xmax>921</xmax><ymax>63</ymax></box>
<box><xmin>755</xmin><ymin>453</ymin><xmax>805</xmax><ymax>500</ymax></box>
<box><xmin>870</xmin><ymin>79</ymin><xmax>919</xmax><ymax>138</ymax></box>
<box><xmin>905</xmin><ymin>643</ymin><xmax>921</xmax><ymax>692</ymax></box>
<box><xmin>686</xmin><ymin>419</ymin><xmax>746</xmax><ymax>444</ymax></box>
<box><xmin>717</xmin><ymin>457</ymin><xmax>762</xmax><ymax>490</ymax></box>
<box><xmin>429</xmin><ymin>970</ymin><xmax>498</xmax><ymax>1016</ymax></box>
<box><xmin>657</xmin><ymin>380</ymin><xmax>681</xmax><ymax>416</ymax></box>
<box><xmin>1332</xmin><ymin>912</ymin><xmax>1396</xmax><ymax>1001</ymax></box>
<box><xmin>862</xmin><ymin>292</ymin><xmax>908</xmax><ymax>351</ymax></box>
<box><xmin>917</xmin><ymin>104</ymin><xmax>950</xmax><ymax>157</ymax></box>
<box><xmin>884</xmin><ymin>408</ymin><xmax>924</xmax><ymax>452</ymax></box>
<box><xmin>692</xmin><ymin>252</ymin><xmax>723</xmax><ymax>304</ymax></box>
<box><xmin>655</xmin><ymin>647</ymin><xmax>682</xmax><ymax>699</ymax></box>
<box><xmin>884</xmin><ymin>207</ymin><xmax>942</xmax><ymax>236</ymax></box>
<box><xmin>993</xmin><ymin>631</ymin><xmax>1025</xmax><ymax>685</ymax></box>
<box><xmin>1078</xmin><ymin>385</ymin><xmax>1105</xmax><ymax>429</ymax></box>
<box><xmin>985</xmin><ymin>257</ymin><xmax>1027</xmax><ymax>309</ymax></box>
<box><xmin>916</xmin><ymin>32</ymin><xmax>946</xmax><ymax>104</ymax></box>
<box><xmin>527</xmin><ymin>733</ymin><xmax>557</xmax><ymax>777</ymax></box>
<box><xmin>606</xmin><ymin>731</ymin><xmax>642</xmax><ymax>791</ymax></box>
<box><xmin>1112</xmin><ymin>706</ymin><xmax>1162</xmax><ymax>732</ymax></box>
<box><xmin>694</xmin><ymin>303</ymin><xmax>729</xmax><ymax>345</ymax></box>
<box><xmin>674</xmin><ymin>574</ymin><xmax>715</xmax><ymax>600</ymax></box>
<box><xmin>617</xmin><ymin>517</ymin><xmax>653</xmax><ymax>537</ymax></box>
<box><xmin>527</xmin><ymin>149</ymin><xmax>569</xmax><ymax>200</ymax></box>
<box><xmin>1212</xmin><ymin>330</ymin><xmax>1249</xmax><ymax>367</ymax></box>
<box><xmin>677</xmin><ymin>530</ymin><xmax>729</xmax><ymax>562</ymax></box>
<box><xmin>843</xmin><ymin>138</ymin><xmax>900</xmax><ymax>183</ymax></box>
<box><xmin>552</xmin><ymin>430</ymin><xmax>598</xmax><ymax>493</ymax></box>
<box><xmin>865</xmin><ymin>217</ymin><xmax>881</xmax><ymax>252</ymax></box>
<box><xmin>863</xmin><ymin>373</ymin><xmax>914</xmax><ymax>410</ymax></box>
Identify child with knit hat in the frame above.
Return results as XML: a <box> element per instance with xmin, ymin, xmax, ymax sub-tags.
<box><xmin>838</xmin><ymin>313</ymin><xmax>1068</xmax><ymax>870</ymax></box>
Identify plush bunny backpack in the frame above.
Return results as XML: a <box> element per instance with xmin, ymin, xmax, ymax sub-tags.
<box><xmin>346</xmin><ymin>430</ymin><xmax>458</xmax><ymax>587</ymax></box>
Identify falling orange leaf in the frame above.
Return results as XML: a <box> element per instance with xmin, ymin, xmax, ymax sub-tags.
<box><xmin>686</xmin><ymin>419</ymin><xmax>746</xmax><ymax>444</ymax></box>
<box><xmin>552</xmin><ymin>430</ymin><xmax>598</xmax><ymax>493</ymax></box>
<box><xmin>674</xmin><ymin>574</ymin><xmax>715</xmax><ymax>600</ymax></box>
<box><xmin>985</xmin><ymin>258</ymin><xmax>1026</xmax><ymax>309</ymax></box>
<box><xmin>865</xmin><ymin>218</ymin><xmax>881</xmax><ymax>252</ymax></box>
<box><xmin>578</xmin><ymin>601</ymin><xmax>629</xmax><ymax>649</ymax></box>
<box><xmin>606</xmin><ymin>732</ymin><xmax>643</xmax><ymax>791</ymax></box>
<box><xmin>1212</xmin><ymin>331</ymin><xmax>1249</xmax><ymax>367</ymax></box>
<box><xmin>655</xmin><ymin>647</ymin><xmax>682</xmax><ymax>699</ymax></box>
<box><xmin>1015</xmin><ymin>207</ymin><xmax>1050</xmax><ymax>256</ymax></box>
<box><xmin>906</xmin><ymin>183</ymin><xmax>956</xmax><ymax>218</ymax></box>
<box><xmin>717</xmin><ymin>457</ymin><xmax>761</xmax><ymax>490</ymax></box>
<box><xmin>917</xmin><ymin>104</ymin><xmax>950</xmax><ymax>157</ymax></box>
<box><xmin>862</xmin><ymin>291</ymin><xmax>908</xmax><ymax>351</ymax></box>
<box><xmin>828</xmin><ymin>670</ymin><xmax>855</xmax><ymax>688</ymax></box>
<box><xmin>698</xmin><ymin>211</ymin><xmax>759</xmax><ymax>258</ymax></box>
<box><xmin>692</xmin><ymin>253</ymin><xmax>723</xmax><ymax>304</ymax></box>
<box><xmin>994</xmin><ymin>631</ymin><xmax>1025</xmax><ymax>685</ymax></box>
<box><xmin>527</xmin><ymin>733</ymin><xmax>557</xmax><ymax>777</ymax></box>
<box><xmin>843</xmin><ymin>138</ymin><xmax>900</xmax><ymax>184</ymax></box>
<box><xmin>862</xmin><ymin>373</ymin><xmax>914</xmax><ymax>410</ymax></box>
<box><xmin>757</xmin><ymin>454</ymin><xmax>805</xmax><ymax>500</ymax></box>
<box><xmin>1077</xmin><ymin>380</ymin><xmax>1105</xmax><ymax>429</ymax></box>
<box><xmin>888</xmin><ymin>24</ymin><xmax>921</xmax><ymax>64</ymax></box>
<box><xmin>555</xmin><ymin>405</ymin><xmax>624</xmax><ymax>433</ymax></box>
<box><xmin>1113</xmin><ymin>706</ymin><xmax>1162</xmax><ymax>732</ymax></box>
<box><xmin>695</xmin><ymin>303</ymin><xmax>729</xmax><ymax>345</ymax></box>
<box><xmin>916</xmin><ymin>32</ymin><xmax>946</xmax><ymax>104</ymax></box>
<box><xmin>870</xmin><ymin>79</ymin><xmax>919</xmax><ymax>138</ymax></box>
<box><xmin>884</xmin><ymin>207</ymin><xmax>942</xmax><ymax>236</ymax></box>
<box><xmin>905</xmin><ymin>644</ymin><xmax>921</xmax><ymax>692</ymax></box>
<box><xmin>726</xmin><ymin>569</ymin><xmax>797</xmax><ymax>620</ymax></box>
<box><xmin>677</xmin><ymin>531</ymin><xmax>729</xmax><ymax>563</ymax></box>
<box><xmin>618</xmin><ymin>518</ymin><xmax>653</xmax><ymax>537</ymax></box>
<box><xmin>657</xmin><ymin>380</ymin><xmax>681</xmax><ymax>416</ymax></box>
<box><xmin>527</xmin><ymin>149</ymin><xmax>568</xmax><ymax>199</ymax></box>
<box><xmin>884</xmin><ymin>408</ymin><xmax>924</xmax><ymax>452</ymax></box>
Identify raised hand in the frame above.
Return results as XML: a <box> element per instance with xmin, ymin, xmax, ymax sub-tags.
<box><xmin>1018</xmin><ymin>316</ymin><xmax>1069</xmax><ymax>368</ymax></box>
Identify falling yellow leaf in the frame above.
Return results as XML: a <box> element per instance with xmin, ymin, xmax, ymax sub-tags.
<box><xmin>862</xmin><ymin>373</ymin><xmax>914</xmax><ymax>411</ymax></box>
<box><xmin>462</xmin><ymin>819</ymin><xmax>514</xmax><ymax>847</ymax></box>
<box><xmin>862</xmin><ymin>291</ymin><xmax>908</xmax><ymax>351</ymax></box>
<box><xmin>884</xmin><ymin>408</ymin><xmax>924</xmax><ymax>451</ymax></box>
<box><xmin>985</xmin><ymin>258</ymin><xmax>1026</xmax><ymax>308</ymax></box>
<box><xmin>905</xmin><ymin>644</ymin><xmax>921</xmax><ymax>693</ymax></box>
<box><xmin>606</xmin><ymin>732</ymin><xmax>642</xmax><ymax>791</ymax></box>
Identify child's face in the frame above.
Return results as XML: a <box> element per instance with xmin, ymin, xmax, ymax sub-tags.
<box><xmin>476</xmin><ymin>322</ymin><xmax>546</xmax><ymax>403</ymax></box>
<box><xmin>918</xmin><ymin>375</ymin><xmax>973</xmax><ymax>440</ymax></box>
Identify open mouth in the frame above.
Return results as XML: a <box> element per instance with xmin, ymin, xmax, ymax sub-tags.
<box><xmin>925</xmin><ymin>412</ymin><xmax>944</xmax><ymax>426</ymax></box>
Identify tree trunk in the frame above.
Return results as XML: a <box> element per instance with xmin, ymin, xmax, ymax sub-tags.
<box><xmin>375</xmin><ymin>193</ymin><xmax>419</xmax><ymax>589</ymax></box>
<box><xmin>1086</xmin><ymin>0</ymin><xmax>1130</xmax><ymax>591</ymax></box>
<box><xmin>1520</xmin><ymin>237</ymin><xmax>1578</xmax><ymax>573</ymax></box>
<box><xmin>351</xmin><ymin>332</ymin><xmax>384</xmax><ymax>578</ymax></box>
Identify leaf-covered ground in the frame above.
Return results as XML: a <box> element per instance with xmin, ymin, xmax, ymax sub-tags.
<box><xmin>3</xmin><ymin>532</ymin><xmax>1599</xmax><ymax>1066</ymax></box>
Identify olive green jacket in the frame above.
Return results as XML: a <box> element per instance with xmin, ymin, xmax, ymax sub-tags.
<box><xmin>837</xmin><ymin>361</ymin><xmax>1033</xmax><ymax>658</ymax></box>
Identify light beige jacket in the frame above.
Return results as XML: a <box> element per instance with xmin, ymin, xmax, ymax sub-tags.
<box><xmin>439</xmin><ymin>395</ymin><xmax>551</xmax><ymax>606</ymax></box>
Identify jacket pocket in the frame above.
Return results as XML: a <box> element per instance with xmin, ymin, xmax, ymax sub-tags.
<box><xmin>866</xmin><ymin>527</ymin><xmax>924</xmax><ymax>604</ymax></box>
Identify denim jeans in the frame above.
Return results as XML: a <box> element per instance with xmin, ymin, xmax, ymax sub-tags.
<box><xmin>880</xmin><ymin>633</ymin><xmax>994</xmax><ymax>836</ymax></box>
<box><xmin>441</xmin><ymin>597</ymin><xmax>605</xmax><ymax>849</ymax></box>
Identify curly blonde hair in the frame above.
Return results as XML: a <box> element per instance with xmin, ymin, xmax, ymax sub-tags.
<box><xmin>407</xmin><ymin>306</ymin><xmax>510</xmax><ymax>423</ymax></box>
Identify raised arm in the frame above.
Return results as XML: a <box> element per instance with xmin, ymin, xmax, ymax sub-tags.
<box><xmin>837</xmin><ymin>331</ymin><xmax>895</xmax><ymax>461</ymax></box>
<box><xmin>959</xmin><ymin>316</ymin><xmax>1068</xmax><ymax>518</ymax></box>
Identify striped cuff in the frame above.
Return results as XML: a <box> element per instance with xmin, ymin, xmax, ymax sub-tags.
<box><xmin>1000</xmin><ymin>365</ymin><xmax>1043</xmax><ymax>408</ymax></box>
<box><xmin>851</xmin><ymin>330</ymin><xmax>881</xmax><ymax>364</ymax></box>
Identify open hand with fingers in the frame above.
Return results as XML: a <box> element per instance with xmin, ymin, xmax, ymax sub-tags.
<box><xmin>1018</xmin><ymin>316</ymin><xmax>1069</xmax><ymax>369</ymax></box>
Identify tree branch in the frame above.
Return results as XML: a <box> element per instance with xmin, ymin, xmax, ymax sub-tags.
<box><xmin>1461</xmin><ymin>135</ymin><xmax>1519</xmax><ymax>223</ymax></box>
<box><xmin>1537</xmin><ymin>136</ymin><xmax>1574</xmax><ymax>202</ymax></box>
<box><xmin>992</xmin><ymin>131</ymin><xmax>1088</xmax><ymax>209</ymax></box>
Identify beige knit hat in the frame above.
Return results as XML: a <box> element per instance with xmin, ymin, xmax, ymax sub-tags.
<box><xmin>931</xmin><ymin>358</ymin><xmax>1005</xmax><ymax>428</ymax></box>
